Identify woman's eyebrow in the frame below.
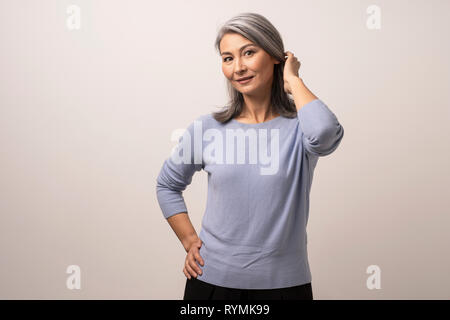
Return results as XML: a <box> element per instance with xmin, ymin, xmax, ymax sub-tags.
<box><xmin>220</xmin><ymin>43</ymin><xmax>255</xmax><ymax>56</ymax></box>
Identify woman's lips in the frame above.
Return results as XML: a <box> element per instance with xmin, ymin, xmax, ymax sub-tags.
<box><xmin>236</xmin><ymin>76</ymin><xmax>254</xmax><ymax>84</ymax></box>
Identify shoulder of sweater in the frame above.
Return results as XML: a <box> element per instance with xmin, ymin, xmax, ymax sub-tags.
<box><xmin>189</xmin><ymin>113</ymin><xmax>219</xmax><ymax>129</ymax></box>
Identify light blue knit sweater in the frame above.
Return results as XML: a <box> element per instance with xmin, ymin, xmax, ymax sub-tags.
<box><xmin>156</xmin><ymin>99</ymin><xmax>344</xmax><ymax>289</ymax></box>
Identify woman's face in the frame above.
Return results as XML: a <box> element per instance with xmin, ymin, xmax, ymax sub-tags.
<box><xmin>220</xmin><ymin>33</ymin><xmax>280</xmax><ymax>96</ymax></box>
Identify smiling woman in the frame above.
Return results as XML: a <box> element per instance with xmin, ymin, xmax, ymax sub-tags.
<box><xmin>155</xmin><ymin>12</ymin><xmax>344</xmax><ymax>301</ymax></box>
<box><xmin>212</xmin><ymin>14</ymin><xmax>298</xmax><ymax>124</ymax></box>
<box><xmin>220</xmin><ymin>35</ymin><xmax>279</xmax><ymax>95</ymax></box>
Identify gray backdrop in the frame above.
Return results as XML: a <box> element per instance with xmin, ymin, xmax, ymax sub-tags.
<box><xmin>1</xmin><ymin>0</ymin><xmax>449</xmax><ymax>299</ymax></box>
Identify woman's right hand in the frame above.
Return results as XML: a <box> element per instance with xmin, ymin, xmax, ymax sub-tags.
<box><xmin>183</xmin><ymin>238</ymin><xmax>204</xmax><ymax>279</ymax></box>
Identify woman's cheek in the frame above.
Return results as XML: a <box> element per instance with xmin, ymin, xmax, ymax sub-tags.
<box><xmin>221</xmin><ymin>65</ymin><xmax>228</xmax><ymax>76</ymax></box>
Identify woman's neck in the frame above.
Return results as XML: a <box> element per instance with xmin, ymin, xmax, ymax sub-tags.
<box><xmin>238</xmin><ymin>95</ymin><xmax>278</xmax><ymax>124</ymax></box>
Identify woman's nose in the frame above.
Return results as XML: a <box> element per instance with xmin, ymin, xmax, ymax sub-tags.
<box><xmin>233</xmin><ymin>58</ymin><xmax>246</xmax><ymax>73</ymax></box>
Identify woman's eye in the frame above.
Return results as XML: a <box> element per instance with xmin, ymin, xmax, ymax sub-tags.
<box><xmin>223</xmin><ymin>50</ymin><xmax>255</xmax><ymax>62</ymax></box>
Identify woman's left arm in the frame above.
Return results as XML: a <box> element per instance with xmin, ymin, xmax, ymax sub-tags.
<box><xmin>286</xmin><ymin>76</ymin><xmax>318</xmax><ymax>111</ymax></box>
<box><xmin>294</xmin><ymin>91</ymin><xmax>345</xmax><ymax>157</ymax></box>
<box><xmin>283</xmin><ymin>51</ymin><xmax>318</xmax><ymax>110</ymax></box>
<box><xmin>283</xmin><ymin>51</ymin><xmax>344</xmax><ymax>157</ymax></box>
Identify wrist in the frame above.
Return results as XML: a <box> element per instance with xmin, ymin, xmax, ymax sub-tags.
<box><xmin>287</xmin><ymin>75</ymin><xmax>303</xmax><ymax>85</ymax></box>
<box><xmin>182</xmin><ymin>234</ymin><xmax>199</xmax><ymax>252</ymax></box>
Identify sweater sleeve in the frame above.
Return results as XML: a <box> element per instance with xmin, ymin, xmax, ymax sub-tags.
<box><xmin>156</xmin><ymin>119</ymin><xmax>203</xmax><ymax>219</ymax></box>
<box><xmin>297</xmin><ymin>99</ymin><xmax>344</xmax><ymax>157</ymax></box>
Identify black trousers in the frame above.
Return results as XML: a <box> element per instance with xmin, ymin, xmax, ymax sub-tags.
<box><xmin>183</xmin><ymin>277</ymin><xmax>313</xmax><ymax>300</ymax></box>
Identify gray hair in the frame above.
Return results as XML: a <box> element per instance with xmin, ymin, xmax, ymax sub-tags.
<box><xmin>212</xmin><ymin>12</ymin><xmax>297</xmax><ymax>123</ymax></box>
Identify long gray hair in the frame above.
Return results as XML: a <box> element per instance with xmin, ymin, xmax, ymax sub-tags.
<box><xmin>212</xmin><ymin>12</ymin><xmax>297</xmax><ymax>124</ymax></box>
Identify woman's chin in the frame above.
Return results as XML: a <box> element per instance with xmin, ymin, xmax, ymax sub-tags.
<box><xmin>233</xmin><ymin>85</ymin><xmax>257</xmax><ymax>94</ymax></box>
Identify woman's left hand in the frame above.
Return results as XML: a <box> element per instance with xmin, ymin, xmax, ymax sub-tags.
<box><xmin>283</xmin><ymin>51</ymin><xmax>301</xmax><ymax>94</ymax></box>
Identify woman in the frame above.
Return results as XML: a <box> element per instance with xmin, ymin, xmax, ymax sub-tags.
<box><xmin>156</xmin><ymin>12</ymin><xmax>344</xmax><ymax>300</ymax></box>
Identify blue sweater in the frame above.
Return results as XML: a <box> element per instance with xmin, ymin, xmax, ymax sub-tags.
<box><xmin>156</xmin><ymin>99</ymin><xmax>344</xmax><ymax>289</ymax></box>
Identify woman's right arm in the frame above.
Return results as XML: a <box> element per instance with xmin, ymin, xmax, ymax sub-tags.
<box><xmin>166</xmin><ymin>212</ymin><xmax>199</xmax><ymax>252</ymax></box>
<box><xmin>156</xmin><ymin>118</ymin><xmax>203</xmax><ymax>220</ymax></box>
<box><xmin>167</xmin><ymin>212</ymin><xmax>204</xmax><ymax>279</ymax></box>
<box><xmin>156</xmin><ymin>118</ymin><xmax>205</xmax><ymax>278</ymax></box>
